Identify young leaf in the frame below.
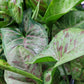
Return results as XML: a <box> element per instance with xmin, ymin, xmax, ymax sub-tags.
<box><xmin>1</xmin><ymin>11</ymin><xmax>48</xmax><ymax>84</ymax></box>
<box><xmin>43</xmin><ymin>0</ymin><xmax>83</xmax><ymax>23</ymax></box>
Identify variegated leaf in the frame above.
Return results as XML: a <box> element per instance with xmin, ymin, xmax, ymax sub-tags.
<box><xmin>1</xmin><ymin>10</ymin><xmax>48</xmax><ymax>84</ymax></box>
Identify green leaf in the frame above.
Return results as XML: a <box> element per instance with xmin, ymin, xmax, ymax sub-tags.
<box><xmin>43</xmin><ymin>0</ymin><xmax>83</xmax><ymax>23</ymax></box>
<box><xmin>1</xmin><ymin>10</ymin><xmax>48</xmax><ymax>84</ymax></box>
<box><xmin>43</xmin><ymin>67</ymin><xmax>60</xmax><ymax>84</ymax></box>
<box><xmin>0</xmin><ymin>12</ymin><xmax>13</xmax><ymax>28</ymax></box>
<box><xmin>70</xmin><ymin>59</ymin><xmax>83</xmax><ymax>80</ymax></box>
<box><xmin>0</xmin><ymin>59</ymin><xmax>42</xmax><ymax>83</ymax></box>
<box><xmin>52</xmin><ymin>10</ymin><xmax>84</xmax><ymax>37</ymax></box>
<box><xmin>29</xmin><ymin>0</ymin><xmax>51</xmax><ymax>13</ymax></box>
<box><xmin>8</xmin><ymin>0</ymin><xmax>23</xmax><ymax>23</ymax></box>
<box><xmin>0</xmin><ymin>0</ymin><xmax>9</xmax><ymax>13</ymax></box>
<box><xmin>28</xmin><ymin>28</ymin><xmax>84</xmax><ymax>65</ymax></box>
<box><xmin>75</xmin><ymin>81</ymin><xmax>84</xmax><ymax>84</ymax></box>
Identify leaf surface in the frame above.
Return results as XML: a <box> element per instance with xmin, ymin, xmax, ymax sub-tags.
<box><xmin>43</xmin><ymin>0</ymin><xmax>83</xmax><ymax>23</ymax></box>
<box><xmin>52</xmin><ymin>11</ymin><xmax>84</xmax><ymax>37</ymax></box>
<box><xmin>29</xmin><ymin>28</ymin><xmax>84</xmax><ymax>66</ymax></box>
<box><xmin>1</xmin><ymin>10</ymin><xmax>48</xmax><ymax>84</ymax></box>
<box><xmin>8</xmin><ymin>0</ymin><xmax>23</xmax><ymax>23</ymax></box>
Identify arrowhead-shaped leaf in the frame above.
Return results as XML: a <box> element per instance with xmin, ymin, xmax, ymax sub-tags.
<box><xmin>43</xmin><ymin>0</ymin><xmax>83</xmax><ymax>23</ymax></box>
<box><xmin>29</xmin><ymin>28</ymin><xmax>84</xmax><ymax>66</ymax></box>
<box><xmin>1</xmin><ymin>10</ymin><xmax>48</xmax><ymax>84</ymax></box>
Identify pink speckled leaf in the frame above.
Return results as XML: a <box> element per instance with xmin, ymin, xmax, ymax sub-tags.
<box><xmin>1</xmin><ymin>10</ymin><xmax>47</xmax><ymax>84</ymax></box>
<box><xmin>43</xmin><ymin>67</ymin><xmax>60</xmax><ymax>84</ymax></box>
<box><xmin>27</xmin><ymin>28</ymin><xmax>84</xmax><ymax>83</ymax></box>
<box><xmin>29</xmin><ymin>28</ymin><xmax>84</xmax><ymax>65</ymax></box>
<box><xmin>8</xmin><ymin>0</ymin><xmax>23</xmax><ymax>23</ymax></box>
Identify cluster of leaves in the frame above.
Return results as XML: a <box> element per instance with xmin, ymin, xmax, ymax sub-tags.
<box><xmin>1</xmin><ymin>0</ymin><xmax>84</xmax><ymax>84</ymax></box>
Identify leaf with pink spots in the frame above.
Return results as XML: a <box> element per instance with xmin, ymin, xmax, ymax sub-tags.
<box><xmin>8</xmin><ymin>0</ymin><xmax>23</xmax><ymax>23</ymax></box>
<box><xmin>43</xmin><ymin>67</ymin><xmax>60</xmax><ymax>84</ymax></box>
<box><xmin>29</xmin><ymin>28</ymin><xmax>84</xmax><ymax>66</ymax></box>
<box><xmin>1</xmin><ymin>10</ymin><xmax>48</xmax><ymax>84</ymax></box>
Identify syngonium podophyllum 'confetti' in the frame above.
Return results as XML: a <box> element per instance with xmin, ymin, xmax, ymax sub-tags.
<box><xmin>27</xmin><ymin>28</ymin><xmax>84</xmax><ymax>83</ymax></box>
<box><xmin>0</xmin><ymin>13</ymin><xmax>12</xmax><ymax>28</ymax></box>
<box><xmin>0</xmin><ymin>0</ymin><xmax>23</xmax><ymax>24</ymax></box>
<box><xmin>1</xmin><ymin>10</ymin><xmax>48</xmax><ymax>84</ymax></box>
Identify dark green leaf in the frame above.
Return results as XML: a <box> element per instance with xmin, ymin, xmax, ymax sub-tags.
<box><xmin>52</xmin><ymin>10</ymin><xmax>84</xmax><ymax>36</ymax></box>
<box><xmin>43</xmin><ymin>67</ymin><xmax>60</xmax><ymax>84</ymax></box>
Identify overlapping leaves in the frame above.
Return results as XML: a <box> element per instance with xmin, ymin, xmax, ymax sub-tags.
<box><xmin>52</xmin><ymin>10</ymin><xmax>84</xmax><ymax>36</ymax></box>
<box><xmin>0</xmin><ymin>0</ymin><xmax>23</xmax><ymax>24</ymax></box>
<box><xmin>27</xmin><ymin>28</ymin><xmax>84</xmax><ymax>83</ymax></box>
<box><xmin>43</xmin><ymin>0</ymin><xmax>83</xmax><ymax>23</ymax></box>
<box><xmin>29</xmin><ymin>28</ymin><xmax>84</xmax><ymax>64</ymax></box>
<box><xmin>1</xmin><ymin>10</ymin><xmax>48</xmax><ymax>84</ymax></box>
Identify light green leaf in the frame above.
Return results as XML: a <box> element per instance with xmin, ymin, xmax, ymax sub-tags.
<box><xmin>0</xmin><ymin>59</ymin><xmax>42</xmax><ymax>83</ymax></box>
<box><xmin>8</xmin><ymin>0</ymin><xmax>23</xmax><ymax>23</ymax></box>
<box><xmin>0</xmin><ymin>0</ymin><xmax>9</xmax><ymax>13</ymax></box>
<box><xmin>43</xmin><ymin>0</ymin><xmax>83</xmax><ymax>23</ymax></box>
<box><xmin>1</xmin><ymin>10</ymin><xmax>48</xmax><ymax>84</ymax></box>
<box><xmin>28</xmin><ymin>28</ymin><xmax>84</xmax><ymax>66</ymax></box>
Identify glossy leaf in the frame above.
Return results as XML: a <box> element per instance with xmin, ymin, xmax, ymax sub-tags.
<box><xmin>52</xmin><ymin>10</ymin><xmax>84</xmax><ymax>36</ymax></box>
<box><xmin>43</xmin><ymin>0</ymin><xmax>83</xmax><ymax>23</ymax></box>
<box><xmin>1</xmin><ymin>11</ymin><xmax>48</xmax><ymax>84</ymax></box>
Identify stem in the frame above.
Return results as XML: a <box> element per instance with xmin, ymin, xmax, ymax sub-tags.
<box><xmin>47</xmin><ymin>22</ymin><xmax>53</xmax><ymax>43</ymax></box>
<box><xmin>0</xmin><ymin>59</ymin><xmax>42</xmax><ymax>83</ymax></box>
<box><xmin>79</xmin><ymin>68</ymin><xmax>83</xmax><ymax>78</ymax></box>
<box><xmin>62</xmin><ymin>65</ymin><xmax>69</xmax><ymax>84</ymax></box>
<box><xmin>32</xmin><ymin>0</ymin><xmax>40</xmax><ymax>20</ymax></box>
<box><xmin>23</xmin><ymin>0</ymin><xmax>26</xmax><ymax>10</ymax></box>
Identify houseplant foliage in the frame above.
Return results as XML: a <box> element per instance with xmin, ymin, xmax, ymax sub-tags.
<box><xmin>0</xmin><ymin>0</ymin><xmax>84</xmax><ymax>84</ymax></box>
